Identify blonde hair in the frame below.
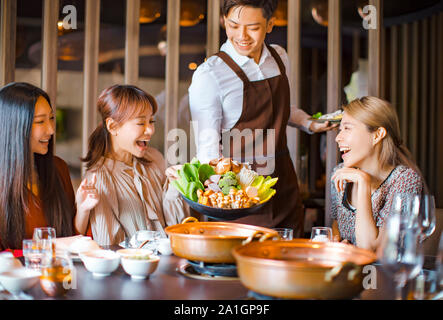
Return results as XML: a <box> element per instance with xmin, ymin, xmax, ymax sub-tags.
<box><xmin>343</xmin><ymin>97</ymin><xmax>426</xmax><ymax>190</ymax></box>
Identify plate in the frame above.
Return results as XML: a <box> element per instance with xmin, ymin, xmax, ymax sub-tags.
<box><xmin>180</xmin><ymin>194</ymin><xmax>269</xmax><ymax>221</ymax></box>
<box><xmin>309</xmin><ymin>117</ymin><xmax>342</xmax><ymax>123</ymax></box>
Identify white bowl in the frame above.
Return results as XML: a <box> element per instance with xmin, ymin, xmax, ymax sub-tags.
<box><xmin>120</xmin><ymin>255</ymin><xmax>160</xmax><ymax>280</ymax></box>
<box><xmin>157</xmin><ymin>238</ymin><xmax>173</xmax><ymax>255</ymax></box>
<box><xmin>0</xmin><ymin>268</ymin><xmax>40</xmax><ymax>294</ymax></box>
<box><xmin>116</xmin><ymin>248</ymin><xmax>153</xmax><ymax>258</ymax></box>
<box><xmin>79</xmin><ymin>250</ymin><xmax>120</xmax><ymax>277</ymax></box>
<box><xmin>0</xmin><ymin>252</ymin><xmax>23</xmax><ymax>273</ymax></box>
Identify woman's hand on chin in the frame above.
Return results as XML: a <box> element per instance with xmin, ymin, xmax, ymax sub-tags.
<box><xmin>331</xmin><ymin>167</ymin><xmax>371</xmax><ymax>193</ymax></box>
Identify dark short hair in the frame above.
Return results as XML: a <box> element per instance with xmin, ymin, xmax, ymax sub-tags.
<box><xmin>221</xmin><ymin>0</ymin><xmax>278</xmax><ymax>20</ymax></box>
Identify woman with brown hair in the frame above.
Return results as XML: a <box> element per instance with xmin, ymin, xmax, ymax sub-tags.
<box><xmin>0</xmin><ymin>82</ymin><xmax>75</xmax><ymax>250</ymax></box>
<box><xmin>74</xmin><ymin>85</ymin><xmax>188</xmax><ymax>246</ymax></box>
<box><xmin>331</xmin><ymin>96</ymin><xmax>425</xmax><ymax>251</ymax></box>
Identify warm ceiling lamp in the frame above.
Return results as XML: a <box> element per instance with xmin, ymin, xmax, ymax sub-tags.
<box><xmin>273</xmin><ymin>0</ymin><xmax>287</xmax><ymax>27</ymax></box>
<box><xmin>311</xmin><ymin>0</ymin><xmax>328</xmax><ymax>27</ymax></box>
<box><xmin>180</xmin><ymin>0</ymin><xmax>205</xmax><ymax>27</ymax></box>
<box><xmin>139</xmin><ymin>0</ymin><xmax>162</xmax><ymax>24</ymax></box>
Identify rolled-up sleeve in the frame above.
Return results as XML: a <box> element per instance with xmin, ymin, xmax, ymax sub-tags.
<box><xmin>189</xmin><ymin>65</ymin><xmax>223</xmax><ymax>163</ymax></box>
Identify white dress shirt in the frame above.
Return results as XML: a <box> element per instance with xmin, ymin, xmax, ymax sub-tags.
<box><xmin>188</xmin><ymin>40</ymin><xmax>312</xmax><ymax>164</ymax></box>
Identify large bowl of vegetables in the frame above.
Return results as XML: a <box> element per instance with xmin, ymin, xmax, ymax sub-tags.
<box><xmin>171</xmin><ymin>157</ymin><xmax>278</xmax><ymax>220</ymax></box>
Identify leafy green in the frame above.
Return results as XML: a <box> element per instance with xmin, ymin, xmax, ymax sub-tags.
<box><xmin>172</xmin><ymin>161</ymin><xmax>204</xmax><ymax>201</ymax></box>
<box><xmin>312</xmin><ymin>112</ymin><xmax>322</xmax><ymax>119</ymax></box>
<box><xmin>190</xmin><ymin>157</ymin><xmax>201</xmax><ymax>169</ymax></box>
<box><xmin>198</xmin><ymin>164</ymin><xmax>216</xmax><ymax>183</ymax></box>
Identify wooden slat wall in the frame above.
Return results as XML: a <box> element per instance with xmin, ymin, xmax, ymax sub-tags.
<box><xmin>82</xmin><ymin>0</ymin><xmax>100</xmax><ymax>169</ymax></box>
<box><xmin>124</xmin><ymin>0</ymin><xmax>140</xmax><ymax>85</ymax></box>
<box><xmin>437</xmin><ymin>12</ymin><xmax>443</xmax><ymax>207</ymax></box>
<box><xmin>0</xmin><ymin>0</ymin><xmax>16</xmax><ymax>86</ymax></box>
<box><xmin>428</xmin><ymin>15</ymin><xmax>437</xmax><ymax>195</ymax></box>
<box><xmin>419</xmin><ymin>19</ymin><xmax>428</xmax><ymax>177</ymax></box>
<box><xmin>325</xmin><ymin>0</ymin><xmax>341</xmax><ymax>227</ymax></box>
<box><xmin>368</xmin><ymin>0</ymin><xmax>382</xmax><ymax>97</ymax></box>
<box><xmin>400</xmin><ymin>24</ymin><xmax>408</xmax><ymax>146</ymax></box>
<box><xmin>164</xmin><ymin>0</ymin><xmax>181</xmax><ymax>165</ymax></box>
<box><xmin>287</xmin><ymin>0</ymin><xmax>301</xmax><ymax>174</ymax></box>
<box><xmin>389</xmin><ymin>25</ymin><xmax>398</xmax><ymax>109</ymax></box>
<box><xmin>386</xmin><ymin>12</ymin><xmax>442</xmax><ymax>202</ymax></box>
<box><xmin>409</xmin><ymin>21</ymin><xmax>419</xmax><ymax>160</ymax></box>
<box><xmin>41</xmin><ymin>0</ymin><xmax>59</xmax><ymax>112</ymax></box>
<box><xmin>206</xmin><ymin>0</ymin><xmax>220</xmax><ymax>58</ymax></box>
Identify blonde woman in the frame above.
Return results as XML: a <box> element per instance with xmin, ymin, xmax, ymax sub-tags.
<box><xmin>331</xmin><ymin>96</ymin><xmax>424</xmax><ymax>251</ymax></box>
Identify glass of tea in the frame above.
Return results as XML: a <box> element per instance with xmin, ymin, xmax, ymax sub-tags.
<box><xmin>39</xmin><ymin>252</ymin><xmax>74</xmax><ymax>297</ymax></box>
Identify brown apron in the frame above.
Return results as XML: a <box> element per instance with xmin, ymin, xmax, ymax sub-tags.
<box><xmin>215</xmin><ymin>45</ymin><xmax>304</xmax><ymax>237</ymax></box>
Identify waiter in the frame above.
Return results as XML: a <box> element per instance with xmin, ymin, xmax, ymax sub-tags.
<box><xmin>189</xmin><ymin>0</ymin><xmax>335</xmax><ymax>237</ymax></box>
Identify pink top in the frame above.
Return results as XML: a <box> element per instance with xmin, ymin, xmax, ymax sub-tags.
<box><xmin>331</xmin><ymin>164</ymin><xmax>423</xmax><ymax>244</ymax></box>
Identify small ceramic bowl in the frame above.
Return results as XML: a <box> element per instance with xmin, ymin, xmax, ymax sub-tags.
<box><xmin>120</xmin><ymin>255</ymin><xmax>160</xmax><ymax>280</ymax></box>
<box><xmin>0</xmin><ymin>268</ymin><xmax>41</xmax><ymax>294</ymax></box>
<box><xmin>116</xmin><ymin>249</ymin><xmax>159</xmax><ymax>280</ymax></box>
<box><xmin>79</xmin><ymin>250</ymin><xmax>120</xmax><ymax>277</ymax></box>
<box><xmin>0</xmin><ymin>252</ymin><xmax>23</xmax><ymax>273</ymax></box>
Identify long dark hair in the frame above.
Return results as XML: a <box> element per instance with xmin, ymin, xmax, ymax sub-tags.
<box><xmin>0</xmin><ymin>82</ymin><xmax>74</xmax><ymax>249</ymax></box>
<box><xmin>82</xmin><ymin>84</ymin><xmax>158</xmax><ymax>170</ymax></box>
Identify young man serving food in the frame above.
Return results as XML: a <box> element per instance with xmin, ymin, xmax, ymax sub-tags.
<box><xmin>189</xmin><ymin>0</ymin><xmax>336</xmax><ymax>236</ymax></box>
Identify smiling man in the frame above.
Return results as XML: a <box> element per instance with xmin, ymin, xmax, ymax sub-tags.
<box><xmin>188</xmin><ymin>0</ymin><xmax>334</xmax><ymax>235</ymax></box>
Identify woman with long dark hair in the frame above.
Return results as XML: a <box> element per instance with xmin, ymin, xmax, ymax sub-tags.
<box><xmin>0</xmin><ymin>82</ymin><xmax>75</xmax><ymax>250</ymax></box>
<box><xmin>74</xmin><ymin>84</ymin><xmax>188</xmax><ymax>246</ymax></box>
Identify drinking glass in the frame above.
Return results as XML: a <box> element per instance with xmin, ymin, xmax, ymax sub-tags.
<box><xmin>22</xmin><ymin>239</ymin><xmax>53</xmax><ymax>270</ymax></box>
<box><xmin>379</xmin><ymin>212</ymin><xmax>424</xmax><ymax>300</ymax></box>
<box><xmin>390</xmin><ymin>193</ymin><xmax>420</xmax><ymax>230</ymax></box>
<box><xmin>33</xmin><ymin>227</ymin><xmax>56</xmax><ymax>256</ymax></box>
<box><xmin>40</xmin><ymin>252</ymin><xmax>74</xmax><ymax>297</ymax></box>
<box><xmin>134</xmin><ymin>230</ymin><xmax>161</xmax><ymax>255</ymax></box>
<box><xmin>310</xmin><ymin>227</ymin><xmax>333</xmax><ymax>242</ymax></box>
<box><xmin>272</xmin><ymin>228</ymin><xmax>293</xmax><ymax>240</ymax></box>
<box><xmin>416</xmin><ymin>194</ymin><xmax>436</xmax><ymax>242</ymax></box>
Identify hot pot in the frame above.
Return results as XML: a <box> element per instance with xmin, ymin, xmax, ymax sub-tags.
<box><xmin>164</xmin><ymin>217</ymin><xmax>278</xmax><ymax>264</ymax></box>
<box><xmin>232</xmin><ymin>239</ymin><xmax>377</xmax><ymax>299</ymax></box>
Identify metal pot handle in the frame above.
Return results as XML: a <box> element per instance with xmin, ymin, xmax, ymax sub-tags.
<box><xmin>259</xmin><ymin>232</ymin><xmax>280</xmax><ymax>242</ymax></box>
<box><xmin>242</xmin><ymin>231</ymin><xmax>265</xmax><ymax>245</ymax></box>
<box><xmin>181</xmin><ymin>217</ymin><xmax>199</xmax><ymax>224</ymax></box>
<box><xmin>324</xmin><ymin>262</ymin><xmax>361</xmax><ymax>282</ymax></box>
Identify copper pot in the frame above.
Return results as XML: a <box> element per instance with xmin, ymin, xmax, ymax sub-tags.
<box><xmin>232</xmin><ymin>239</ymin><xmax>377</xmax><ymax>299</ymax></box>
<box><xmin>164</xmin><ymin>217</ymin><xmax>278</xmax><ymax>263</ymax></box>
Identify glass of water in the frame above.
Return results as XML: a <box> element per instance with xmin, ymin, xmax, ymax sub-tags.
<box><xmin>272</xmin><ymin>228</ymin><xmax>294</xmax><ymax>240</ymax></box>
<box><xmin>134</xmin><ymin>230</ymin><xmax>161</xmax><ymax>255</ymax></box>
<box><xmin>310</xmin><ymin>227</ymin><xmax>333</xmax><ymax>242</ymax></box>
<box><xmin>33</xmin><ymin>227</ymin><xmax>56</xmax><ymax>256</ymax></box>
<box><xmin>22</xmin><ymin>239</ymin><xmax>53</xmax><ymax>270</ymax></box>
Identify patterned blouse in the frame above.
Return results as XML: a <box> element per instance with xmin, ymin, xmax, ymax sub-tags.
<box><xmin>331</xmin><ymin>163</ymin><xmax>423</xmax><ymax>245</ymax></box>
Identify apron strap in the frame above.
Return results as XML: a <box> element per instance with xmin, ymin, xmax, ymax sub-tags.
<box><xmin>266</xmin><ymin>44</ymin><xmax>286</xmax><ymax>76</ymax></box>
<box><xmin>214</xmin><ymin>51</ymin><xmax>250</xmax><ymax>84</ymax></box>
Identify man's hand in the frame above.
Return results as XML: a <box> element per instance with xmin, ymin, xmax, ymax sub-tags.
<box><xmin>309</xmin><ymin>120</ymin><xmax>339</xmax><ymax>133</ymax></box>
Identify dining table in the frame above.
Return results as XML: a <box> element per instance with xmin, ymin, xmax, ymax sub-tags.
<box><xmin>19</xmin><ymin>245</ymin><xmax>438</xmax><ymax>301</ymax></box>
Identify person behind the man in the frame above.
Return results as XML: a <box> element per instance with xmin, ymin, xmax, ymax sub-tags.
<box><xmin>189</xmin><ymin>0</ymin><xmax>336</xmax><ymax>237</ymax></box>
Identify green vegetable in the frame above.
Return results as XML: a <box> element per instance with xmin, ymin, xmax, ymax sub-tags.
<box><xmin>190</xmin><ymin>157</ymin><xmax>201</xmax><ymax>169</ymax></box>
<box><xmin>251</xmin><ymin>176</ymin><xmax>264</xmax><ymax>189</ymax></box>
<box><xmin>258</xmin><ymin>177</ymin><xmax>278</xmax><ymax>199</ymax></box>
<box><xmin>312</xmin><ymin>112</ymin><xmax>322</xmax><ymax>119</ymax></box>
<box><xmin>171</xmin><ymin>161</ymin><xmax>204</xmax><ymax>201</ymax></box>
<box><xmin>198</xmin><ymin>164</ymin><xmax>216</xmax><ymax>183</ymax></box>
<box><xmin>218</xmin><ymin>171</ymin><xmax>240</xmax><ymax>195</ymax></box>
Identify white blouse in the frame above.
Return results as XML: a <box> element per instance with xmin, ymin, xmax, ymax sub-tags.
<box><xmin>188</xmin><ymin>40</ymin><xmax>312</xmax><ymax>164</ymax></box>
<box><xmin>84</xmin><ymin>147</ymin><xmax>189</xmax><ymax>246</ymax></box>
